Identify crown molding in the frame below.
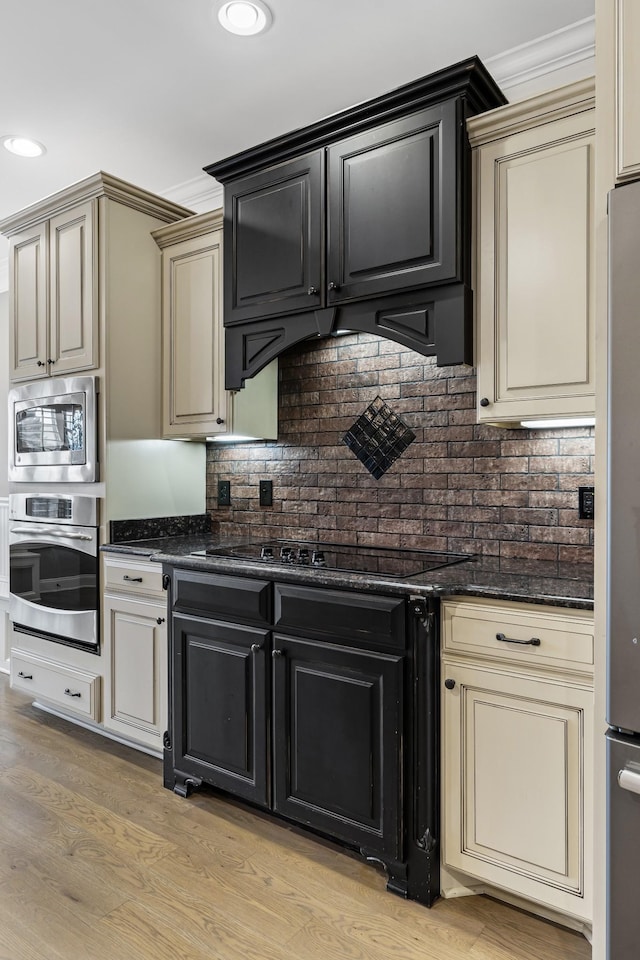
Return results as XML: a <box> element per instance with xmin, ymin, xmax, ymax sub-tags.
<box><xmin>160</xmin><ymin>174</ymin><xmax>224</xmax><ymax>213</ymax></box>
<box><xmin>485</xmin><ymin>16</ymin><xmax>595</xmax><ymax>93</ymax></box>
<box><xmin>152</xmin><ymin>208</ymin><xmax>224</xmax><ymax>248</ymax></box>
<box><xmin>467</xmin><ymin>76</ymin><xmax>595</xmax><ymax>146</ymax></box>
<box><xmin>0</xmin><ymin>171</ymin><xmax>194</xmax><ymax>236</ymax></box>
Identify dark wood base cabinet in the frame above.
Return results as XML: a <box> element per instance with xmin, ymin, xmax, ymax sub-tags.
<box><xmin>163</xmin><ymin>567</ymin><xmax>440</xmax><ymax>907</ymax></box>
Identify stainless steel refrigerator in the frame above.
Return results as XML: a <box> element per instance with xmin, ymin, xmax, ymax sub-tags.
<box><xmin>607</xmin><ymin>179</ymin><xmax>640</xmax><ymax>959</ymax></box>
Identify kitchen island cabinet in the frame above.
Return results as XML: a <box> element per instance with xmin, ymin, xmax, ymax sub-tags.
<box><xmin>163</xmin><ymin>564</ymin><xmax>439</xmax><ymax>906</ymax></box>
<box><xmin>469</xmin><ymin>79</ymin><xmax>596</xmax><ymax>426</ymax></box>
<box><xmin>440</xmin><ymin>597</ymin><xmax>594</xmax><ymax>929</ymax></box>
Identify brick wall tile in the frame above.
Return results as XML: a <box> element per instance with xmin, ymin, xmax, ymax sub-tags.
<box><xmin>529</xmin><ymin>525</ymin><xmax>590</xmax><ymax>544</ymax></box>
<box><xmin>473</xmin><ymin>490</ymin><xmax>528</xmax><ymax>507</ymax></box>
<box><xmin>502</xmin><ymin>507</ymin><xmax>557</xmax><ymax>525</ymax></box>
<box><xmin>559</xmin><ymin>544</ymin><xmax>594</xmax><ymax>563</ymax></box>
<box><xmin>500</xmin><ymin>541</ymin><xmax>559</xmax><ymax>561</ymax></box>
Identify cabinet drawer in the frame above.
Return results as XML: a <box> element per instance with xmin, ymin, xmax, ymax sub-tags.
<box><xmin>11</xmin><ymin>651</ymin><xmax>100</xmax><ymax>720</ymax></box>
<box><xmin>441</xmin><ymin>599</ymin><xmax>594</xmax><ymax>673</ymax></box>
<box><xmin>103</xmin><ymin>556</ymin><xmax>164</xmax><ymax>599</ymax></box>
<box><xmin>274</xmin><ymin>583</ymin><xmax>405</xmax><ymax>650</ymax></box>
<box><xmin>172</xmin><ymin>568</ymin><xmax>271</xmax><ymax>626</ymax></box>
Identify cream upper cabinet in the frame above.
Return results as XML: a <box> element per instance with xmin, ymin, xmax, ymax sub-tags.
<box><xmin>8</xmin><ymin>200</ymin><xmax>97</xmax><ymax>381</ymax></box>
<box><xmin>441</xmin><ymin>598</ymin><xmax>594</xmax><ymax>926</ymax></box>
<box><xmin>153</xmin><ymin>210</ymin><xmax>278</xmax><ymax>441</ymax></box>
<box><xmin>468</xmin><ymin>80</ymin><xmax>596</xmax><ymax>426</ymax></box>
<box><xmin>613</xmin><ymin>0</ymin><xmax>640</xmax><ymax>182</ymax></box>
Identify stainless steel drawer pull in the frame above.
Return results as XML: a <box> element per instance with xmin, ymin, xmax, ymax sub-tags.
<box><xmin>123</xmin><ymin>575</ymin><xmax>143</xmax><ymax>582</ymax></box>
<box><xmin>18</xmin><ymin>671</ymin><xmax>33</xmax><ymax>680</ymax></box>
<box><xmin>619</xmin><ymin>767</ymin><xmax>640</xmax><ymax>795</ymax></box>
<box><xmin>496</xmin><ymin>632</ymin><xmax>541</xmax><ymax>647</ymax></box>
<box><xmin>64</xmin><ymin>688</ymin><xmax>82</xmax><ymax>698</ymax></box>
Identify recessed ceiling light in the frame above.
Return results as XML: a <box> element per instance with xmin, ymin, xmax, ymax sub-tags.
<box><xmin>217</xmin><ymin>0</ymin><xmax>272</xmax><ymax>35</ymax></box>
<box><xmin>2</xmin><ymin>136</ymin><xmax>46</xmax><ymax>158</ymax></box>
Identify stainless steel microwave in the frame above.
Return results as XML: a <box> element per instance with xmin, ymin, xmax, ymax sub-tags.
<box><xmin>8</xmin><ymin>376</ymin><xmax>99</xmax><ymax>483</ymax></box>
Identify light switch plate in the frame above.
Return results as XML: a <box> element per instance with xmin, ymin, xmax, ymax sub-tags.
<box><xmin>218</xmin><ymin>480</ymin><xmax>231</xmax><ymax>506</ymax></box>
<box><xmin>259</xmin><ymin>480</ymin><xmax>273</xmax><ymax>507</ymax></box>
<box><xmin>578</xmin><ymin>486</ymin><xmax>595</xmax><ymax>520</ymax></box>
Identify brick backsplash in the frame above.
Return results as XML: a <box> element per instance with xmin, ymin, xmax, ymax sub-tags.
<box><xmin>206</xmin><ymin>333</ymin><xmax>595</xmax><ymax>564</ymax></box>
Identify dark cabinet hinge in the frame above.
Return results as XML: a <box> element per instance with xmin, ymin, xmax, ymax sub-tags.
<box><xmin>162</xmin><ymin>574</ymin><xmax>171</xmax><ymax>591</ymax></box>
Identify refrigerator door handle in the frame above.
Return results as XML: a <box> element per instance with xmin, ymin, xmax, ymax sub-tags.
<box><xmin>618</xmin><ymin>766</ymin><xmax>640</xmax><ymax>795</ymax></box>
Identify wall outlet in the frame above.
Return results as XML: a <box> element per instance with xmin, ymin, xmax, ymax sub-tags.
<box><xmin>217</xmin><ymin>480</ymin><xmax>231</xmax><ymax>506</ymax></box>
<box><xmin>578</xmin><ymin>486</ymin><xmax>595</xmax><ymax>520</ymax></box>
<box><xmin>259</xmin><ymin>479</ymin><xmax>273</xmax><ymax>507</ymax></box>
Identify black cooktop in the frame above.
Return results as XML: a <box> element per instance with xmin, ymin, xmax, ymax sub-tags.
<box><xmin>192</xmin><ymin>539</ymin><xmax>473</xmax><ymax>579</ymax></box>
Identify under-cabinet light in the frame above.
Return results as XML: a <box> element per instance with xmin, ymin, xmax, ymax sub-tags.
<box><xmin>207</xmin><ymin>434</ymin><xmax>260</xmax><ymax>442</ymax></box>
<box><xmin>520</xmin><ymin>417</ymin><xmax>595</xmax><ymax>429</ymax></box>
<box><xmin>2</xmin><ymin>135</ymin><xmax>46</xmax><ymax>157</ymax></box>
<box><xmin>216</xmin><ymin>0</ymin><xmax>272</xmax><ymax>35</ymax></box>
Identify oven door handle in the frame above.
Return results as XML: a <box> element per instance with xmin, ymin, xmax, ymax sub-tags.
<box><xmin>10</xmin><ymin>526</ymin><xmax>93</xmax><ymax>541</ymax></box>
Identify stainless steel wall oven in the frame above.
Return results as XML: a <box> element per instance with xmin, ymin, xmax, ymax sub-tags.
<box><xmin>8</xmin><ymin>375</ymin><xmax>98</xmax><ymax>483</ymax></box>
<box><xmin>9</xmin><ymin>494</ymin><xmax>99</xmax><ymax>651</ymax></box>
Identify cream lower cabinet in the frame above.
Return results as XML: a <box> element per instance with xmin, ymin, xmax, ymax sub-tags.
<box><xmin>441</xmin><ymin>598</ymin><xmax>594</xmax><ymax>926</ymax></box>
<box><xmin>468</xmin><ymin>79</ymin><xmax>595</xmax><ymax>425</ymax></box>
<box><xmin>153</xmin><ymin>210</ymin><xmax>278</xmax><ymax>441</ymax></box>
<box><xmin>102</xmin><ymin>557</ymin><xmax>167</xmax><ymax>752</ymax></box>
<box><xmin>11</xmin><ymin>650</ymin><xmax>101</xmax><ymax>720</ymax></box>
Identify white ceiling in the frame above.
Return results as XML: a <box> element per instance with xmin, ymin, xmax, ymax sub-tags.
<box><xmin>0</xmin><ymin>0</ymin><xmax>594</xmax><ymax>271</ymax></box>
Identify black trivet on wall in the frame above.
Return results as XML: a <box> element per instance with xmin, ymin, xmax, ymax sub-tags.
<box><xmin>343</xmin><ymin>396</ymin><xmax>416</xmax><ymax>479</ymax></box>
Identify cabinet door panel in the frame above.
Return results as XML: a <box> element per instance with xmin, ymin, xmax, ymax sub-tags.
<box><xmin>226</xmin><ymin>152</ymin><xmax>324</xmax><ymax>323</ymax></box>
<box><xmin>616</xmin><ymin>0</ymin><xmax>640</xmax><ymax>181</ymax></box>
<box><xmin>49</xmin><ymin>200</ymin><xmax>97</xmax><ymax>375</ymax></box>
<box><xmin>173</xmin><ymin>614</ymin><xmax>268</xmax><ymax>806</ymax></box>
<box><xmin>103</xmin><ymin>593</ymin><xmax>167</xmax><ymax>746</ymax></box>
<box><xmin>162</xmin><ymin>229</ymin><xmax>227</xmax><ymax>436</ymax></box>
<box><xmin>476</xmin><ymin>106</ymin><xmax>595</xmax><ymax>422</ymax></box>
<box><xmin>327</xmin><ymin>103</ymin><xmax>458</xmax><ymax>303</ymax></box>
<box><xmin>9</xmin><ymin>223</ymin><xmax>48</xmax><ymax>380</ymax></box>
<box><xmin>442</xmin><ymin>660</ymin><xmax>592</xmax><ymax>919</ymax></box>
<box><xmin>272</xmin><ymin>634</ymin><xmax>402</xmax><ymax>858</ymax></box>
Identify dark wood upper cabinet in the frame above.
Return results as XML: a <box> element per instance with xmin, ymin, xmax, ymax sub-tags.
<box><xmin>226</xmin><ymin>151</ymin><xmax>324</xmax><ymax>324</ymax></box>
<box><xmin>206</xmin><ymin>57</ymin><xmax>506</xmax><ymax>387</ymax></box>
<box><xmin>326</xmin><ymin>102</ymin><xmax>458</xmax><ymax>303</ymax></box>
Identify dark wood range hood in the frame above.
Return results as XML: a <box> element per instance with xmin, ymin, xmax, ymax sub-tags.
<box><xmin>205</xmin><ymin>57</ymin><xmax>506</xmax><ymax>390</ymax></box>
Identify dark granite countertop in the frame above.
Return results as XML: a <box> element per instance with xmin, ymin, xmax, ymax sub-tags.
<box><xmin>102</xmin><ymin>535</ymin><xmax>594</xmax><ymax>610</ymax></box>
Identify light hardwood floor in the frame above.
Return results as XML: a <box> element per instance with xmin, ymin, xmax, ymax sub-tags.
<box><xmin>0</xmin><ymin>675</ymin><xmax>591</xmax><ymax>960</ymax></box>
